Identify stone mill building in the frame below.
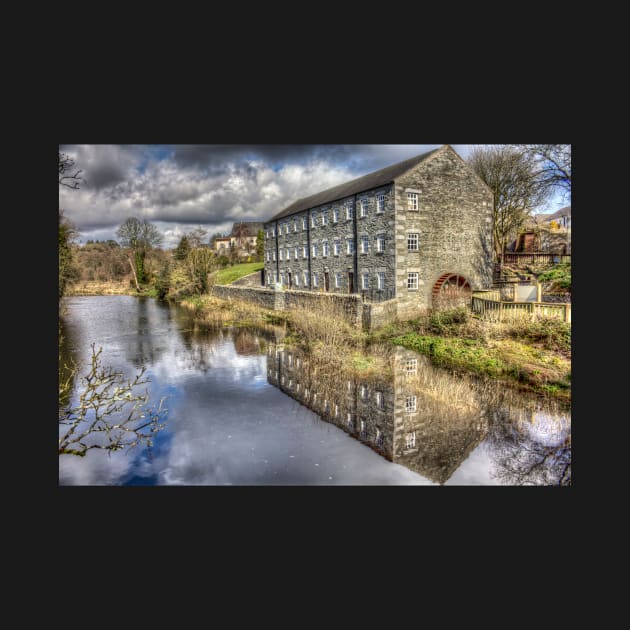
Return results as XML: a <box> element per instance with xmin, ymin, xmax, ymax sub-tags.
<box><xmin>263</xmin><ymin>144</ymin><xmax>494</xmax><ymax>315</ymax></box>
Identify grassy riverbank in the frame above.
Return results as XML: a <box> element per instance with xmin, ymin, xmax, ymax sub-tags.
<box><xmin>176</xmin><ymin>294</ymin><xmax>571</xmax><ymax>402</ymax></box>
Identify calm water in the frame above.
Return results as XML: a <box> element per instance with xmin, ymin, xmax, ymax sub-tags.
<box><xmin>59</xmin><ymin>296</ymin><xmax>571</xmax><ymax>485</ymax></box>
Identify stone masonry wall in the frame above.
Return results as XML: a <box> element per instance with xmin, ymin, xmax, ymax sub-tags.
<box><xmin>394</xmin><ymin>146</ymin><xmax>494</xmax><ymax>317</ymax></box>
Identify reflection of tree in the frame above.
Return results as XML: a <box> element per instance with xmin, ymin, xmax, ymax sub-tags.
<box><xmin>486</xmin><ymin>411</ymin><xmax>571</xmax><ymax>485</ymax></box>
<box><xmin>233</xmin><ymin>329</ymin><xmax>262</xmax><ymax>356</ymax></box>
<box><xmin>125</xmin><ymin>298</ymin><xmax>166</xmax><ymax>369</ymax></box>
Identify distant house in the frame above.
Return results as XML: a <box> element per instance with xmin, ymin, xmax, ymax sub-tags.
<box><xmin>509</xmin><ymin>206</ymin><xmax>571</xmax><ymax>255</ymax></box>
<box><xmin>536</xmin><ymin>206</ymin><xmax>571</xmax><ymax>230</ymax></box>
<box><xmin>213</xmin><ymin>222</ymin><xmax>263</xmax><ymax>256</ymax></box>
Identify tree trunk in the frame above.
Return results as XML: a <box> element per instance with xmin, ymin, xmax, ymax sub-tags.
<box><xmin>128</xmin><ymin>256</ymin><xmax>140</xmax><ymax>291</ymax></box>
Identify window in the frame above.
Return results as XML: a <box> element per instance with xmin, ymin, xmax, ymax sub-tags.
<box><xmin>265</xmin><ymin>230</ymin><xmax>269</xmax><ymax>239</ymax></box>
<box><xmin>286</xmin><ymin>248</ymin><xmax>290</xmax><ymax>261</ymax></box>
<box><xmin>278</xmin><ymin>224</ymin><xmax>283</xmax><ymax>236</ymax></box>
<box><xmin>376</xmin><ymin>428</ymin><xmax>384</xmax><ymax>447</ymax></box>
<box><xmin>347</xmin><ymin>380</ymin><xmax>352</xmax><ymax>392</ymax></box>
<box><xmin>405</xmin><ymin>396</ymin><xmax>417</xmax><ymax>413</ymax></box>
<box><xmin>312</xmin><ymin>272</ymin><xmax>319</xmax><ymax>288</ymax></box>
<box><xmin>272</xmin><ymin>250</ymin><xmax>276</xmax><ymax>261</ymax></box>
<box><xmin>312</xmin><ymin>244</ymin><xmax>318</xmax><ymax>258</ymax></box>
<box><xmin>407</xmin><ymin>273</ymin><xmax>419</xmax><ymax>290</ymax></box>
<box><xmin>360</xmin><ymin>235</ymin><xmax>369</xmax><ymax>254</ymax></box>
<box><xmin>376</xmin><ymin>193</ymin><xmax>385</xmax><ymax>213</ymax></box>
<box><xmin>272</xmin><ymin>227</ymin><xmax>276</xmax><ymax>237</ymax></box>
<box><xmin>335</xmin><ymin>272</ymin><xmax>342</xmax><ymax>288</ymax></box>
<box><xmin>279</xmin><ymin>273</ymin><xmax>284</xmax><ymax>286</ymax></box>
<box><xmin>293</xmin><ymin>220</ymin><xmax>297</xmax><ymax>232</ymax></box>
<box><xmin>273</xmin><ymin>272</ymin><xmax>278</xmax><ymax>284</ymax></box>
<box><xmin>266</xmin><ymin>251</ymin><xmax>270</xmax><ymax>262</ymax></box>
<box><xmin>333</xmin><ymin>241</ymin><xmax>341</xmax><ymax>256</ymax></box>
<box><xmin>322</xmin><ymin>241</ymin><xmax>329</xmax><ymax>257</ymax></box>
<box><xmin>405</xmin><ymin>359</ymin><xmax>417</xmax><ymax>376</ymax></box>
<box><xmin>407</xmin><ymin>192</ymin><xmax>418</xmax><ymax>211</ymax></box>
<box><xmin>333</xmin><ymin>207</ymin><xmax>339</xmax><ymax>223</ymax></box>
<box><xmin>360</xmin><ymin>198</ymin><xmax>368</xmax><ymax>217</ymax></box>
<box><xmin>346</xmin><ymin>239</ymin><xmax>355</xmax><ymax>255</ymax></box>
<box><xmin>345</xmin><ymin>201</ymin><xmax>353</xmax><ymax>220</ymax></box>
<box><xmin>296</xmin><ymin>358</ymin><xmax>301</xmax><ymax>368</ymax></box>
<box><xmin>303</xmin><ymin>217</ymin><xmax>308</xmax><ymax>230</ymax></box>
<box><xmin>296</xmin><ymin>382</ymin><xmax>300</xmax><ymax>392</ymax></box>
<box><xmin>362</xmin><ymin>273</ymin><xmax>369</xmax><ymax>290</ymax></box>
<box><xmin>377</xmin><ymin>272</ymin><xmax>385</xmax><ymax>290</ymax></box>
<box><xmin>347</xmin><ymin>413</ymin><xmax>354</xmax><ymax>429</ymax></box>
<box><xmin>288</xmin><ymin>379</ymin><xmax>293</xmax><ymax>388</ymax></box>
<box><xmin>376</xmin><ymin>234</ymin><xmax>385</xmax><ymax>253</ymax></box>
<box><xmin>294</xmin><ymin>247</ymin><xmax>299</xmax><ymax>260</ymax></box>
<box><xmin>321</xmin><ymin>212</ymin><xmax>328</xmax><ymax>226</ymax></box>
<box><xmin>407</xmin><ymin>233</ymin><xmax>419</xmax><ymax>251</ymax></box>
<box><xmin>405</xmin><ymin>432</ymin><xmax>416</xmax><ymax>449</ymax></box>
<box><xmin>311</xmin><ymin>212</ymin><xmax>317</xmax><ymax>228</ymax></box>
<box><xmin>360</xmin><ymin>384</ymin><xmax>368</xmax><ymax>399</ymax></box>
<box><xmin>375</xmin><ymin>391</ymin><xmax>385</xmax><ymax>410</ymax></box>
<box><xmin>294</xmin><ymin>274</ymin><xmax>300</xmax><ymax>287</ymax></box>
<box><xmin>303</xmin><ymin>246</ymin><xmax>307</xmax><ymax>259</ymax></box>
<box><xmin>279</xmin><ymin>249</ymin><xmax>283</xmax><ymax>261</ymax></box>
<box><xmin>360</xmin><ymin>420</ymin><xmax>367</xmax><ymax>439</ymax></box>
<box><xmin>334</xmin><ymin>404</ymin><xmax>339</xmax><ymax>418</ymax></box>
<box><xmin>303</xmin><ymin>271</ymin><xmax>309</xmax><ymax>286</ymax></box>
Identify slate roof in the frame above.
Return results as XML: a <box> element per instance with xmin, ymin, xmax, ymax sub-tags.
<box><xmin>267</xmin><ymin>146</ymin><xmax>443</xmax><ymax>222</ymax></box>
<box><xmin>535</xmin><ymin>206</ymin><xmax>571</xmax><ymax>223</ymax></box>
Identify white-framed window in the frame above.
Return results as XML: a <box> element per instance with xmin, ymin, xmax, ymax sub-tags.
<box><xmin>405</xmin><ymin>396</ymin><xmax>417</xmax><ymax>413</ymax></box>
<box><xmin>405</xmin><ymin>359</ymin><xmax>417</xmax><ymax>376</ymax></box>
<box><xmin>296</xmin><ymin>357</ymin><xmax>301</xmax><ymax>368</ymax></box>
<box><xmin>360</xmin><ymin>384</ymin><xmax>368</xmax><ymax>399</ymax></box>
<box><xmin>288</xmin><ymin>378</ymin><xmax>293</xmax><ymax>388</ymax></box>
<box><xmin>362</xmin><ymin>273</ymin><xmax>369</xmax><ymax>290</ymax></box>
<box><xmin>347</xmin><ymin>380</ymin><xmax>352</xmax><ymax>392</ymax></box>
<box><xmin>311</xmin><ymin>212</ymin><xmax>317</xmax><ymax>228</ymax></box>
<box><xmin>360</xmin><ymin>420</ymin><xmax>367</xmax><ymax>438</ymax></box>
<box><xmin>375</xmin><ymin>391</ymin><xmax>385</xmax><ymax>410</ymax></box>
<box><xmin>296</xmin><ymin>382</ymin><xmax>300</xmax><ymax>392</ymax></box>
<box><xmin>287</xmin><ymin>353</ymin><xmax>293</xmax><ymax>366</ymax></box>
<box><xmin>324</xmin><ymin>399</ymin><xmax>330</xmax><ymax>413</ymax></box>
<box><xmin>272</xmin><ymin>250</ymin><xmax>276</xmax><ymax>261</ymax></box>
<box><xmin>333</xmin><ymin>207</ymin><xmax>339</xmax><ymax>223</ymax></box>
<box><xmin>312</xmin><ymin>272</ymin><xmax>318</xmax><ymax>288</ymax></box>
<box><xmin>333</xmin><ymin>240</ymin><xmax>341</xmax><ymax>256</ymax></box>
<box><xmin>279</xmin><ymin>273</ymin><xmax>284</xmax><ymax>286</ymax></box>
<box><xmin>347</xmin><ymin>413</ymin><xmax>354</xmax><ymax>429</ymax></box>
<box><xmin>321</xmin><ymin>211</ymin><xmax>328</xmax><ymax>226</ymax></box>
<box><xmin>279</xmin><ymin>249</ymin><xmax>284</xmax><ymax>260</ymax></box>
<box><xmin>376</xmin><ymin>193</ymin><xmax>385</xmax><ymax>213</ymax></box>
<box><xmin>360</xmin><ymin>235</ymin><xmax>369</xmax><ymax>254</ymax></box>
<box><xmin>294</xmin><ymin>274</ymin><xmax>300</xmax><ymax>287</ymax></box>
<box><xmin>312</xmin><ymin>244</ymin><xmax>318</xmax><ymax>258</ymax></box>
<box><xmin>376</xmin><ymin>428</ymin><xmax>383</xmax><ymax>447</ymax></box>
<box><xmin>377</xmin><ymin>272</ymin><xmax>385</xmax><ymax>290</ymax></box>
<box><xmin>293</xmin><ymin>220</ymin><xmax>297</xmax><ymax>232</ymax></box>
<box><xmin>407</xmin><ymin>192</ymin><xmax>418</xmax><ymax>211</ymax></box>
<box><xmin>322</xmin><ymin>241</ymin><xmax>329</xmax><ymax>257</ymax></box>
<box><xmin>408</xmin><ymin>233</ymin><xmax>419</xmax><ymax>251</ymax></box>
<box><xmin>265</xmin><ymin>230</ymin><xmax>269</xmax><ymax>239</ymax></box>
<box><xmin>294</xmin><ymin>247</ymin><xmax>299</xmax><ymax>260</ymax></box>
<box><xmin>334</xmin><ymin>404</ymin><xmax>339</xmax><ymax>418</ymax></box>
<box><xmin>335</xmin><ymin>272</ymin><xmax>342</xmax><ymax>288</ymax></box>
<box><xmin>376</xmin><ymin>234</ymin><xmax>385</xmax><ymax>253</ymax></box>
<box><xmin>303</xmin><ymin>217</ymin><xmax>308</xmax><ymax>230</ymax></box>
<box><xmin>405</xmin><ymin>432</ymin><xmax>416</xmax><ymax>449</ymax></box>
<box><xmin>286</xmin><ymin>248</ymin><xmax>290</xmax><ymax>261</ymax></box>
<box><xmin>303</xmin><ymin>271</ymin><xmax>309</xmax><ymax>286</ymax></box>
<box><xmin>345</xmin><ymin>201</ymin><xmax>353</xmax><ymax>220</ymax></box>
<box><xmin>346</xmin><ymin>239</ymin><xmax>355</xmax><ymax>255</ymax></box>
<box><xmin>281</xmin><ymin>374</ymin><xmax>285</xmax><ymax>385</ymax></box>
<box><xmin>266</xmin><ymin>251</ymin><xmax>270</xmax><ymax>262</ymax></box>
<box><xmin>407</xmin><ymin>273</ymin><xmax>419</xmax><ymax>290</ymax></box>
<box><xmin>302</xmin><ymin>246</ymin><xmax>307</xmax><ymax>259</ymax></box>
<box><xmin>273</xmin><ymin>272</ymin><xmax>278</xmax><ymax>284</ymax></box>
<box><xmin>272</xmin><ymin>226</ymin><xmax>276</xmax><ymax>237</ymax></box>
<box><xmin>360</xmin><ymin>198</ymin><xmax>368</xmax><ymax>217</ymax></box>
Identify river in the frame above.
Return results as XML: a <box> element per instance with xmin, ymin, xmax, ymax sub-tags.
<box><xmin>59</xmin><ymin>296</ymin><xmax>571</xmax><ymax>485</ymax></box>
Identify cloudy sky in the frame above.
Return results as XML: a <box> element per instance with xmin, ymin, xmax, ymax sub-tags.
<box><xmin>59</xmin><ymin>144</ymin><xmax>567</xmax><ymax>249</ymax></box>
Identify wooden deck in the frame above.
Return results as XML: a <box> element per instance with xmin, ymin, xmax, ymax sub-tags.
<box><xmin>471</xmin><ymin>291</ymin><xmax>571</xmax><ymax>323</ymax></box>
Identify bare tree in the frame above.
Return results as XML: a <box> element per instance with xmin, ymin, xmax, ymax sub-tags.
<box><xmin>59</xmin><ymin>151</ymin><xmax>83</xmax><ymax>189</ymax></box>
<box><xmin>513</xmin><ymin>144</ymin><xmax>571</xmax><ymax>201</ymax></box>
<box><xmin>468</xmin><ymin>146</ymin><xmax>549</xmax><ymax>260</ymax></box>
<box><xmin>116</xmin><ymin>217</ymin><xmax>163</xmax><ymax>289</ymax></box>
<box><xmin>59</xmin><ymin>345</ymin><xmax>167</xmax><ymax>456</ymax></box>
<box><xmin>232</xmin><ymin>222</ymin><xmax>248</xmax><ymax>250</ymax></box>
<box><xmin>187</xmin><ymin>226</ymin><xmax>208</xmax><ymax>249</ymax></box>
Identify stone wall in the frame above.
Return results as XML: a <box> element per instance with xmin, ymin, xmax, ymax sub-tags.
<box><xmin>211</xmin><ymin>284</ymin><xmax>397</xmax><ymax>331</ymax></box>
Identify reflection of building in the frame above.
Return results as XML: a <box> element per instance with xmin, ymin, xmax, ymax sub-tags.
<box><xmin>266</xmin><ymin>343</ymin><xmax>487</xmax><ymax>484</ymax></box>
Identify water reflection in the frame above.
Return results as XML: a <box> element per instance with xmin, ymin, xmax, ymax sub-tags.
<box><xmin>267</xmin><ymin>342</ymin><xmax>571</xmax><ymax>485</ymax></box>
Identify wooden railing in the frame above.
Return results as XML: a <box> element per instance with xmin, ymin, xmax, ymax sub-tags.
<box><xmin>500</xmin><ymin>253</ymin><xmax>571</xmax><ymax>265</ymax></box>
<box><xmin>471</xmin><ymin>292</ymin><xmax>571</xmax><ymax>323</ymax></box>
